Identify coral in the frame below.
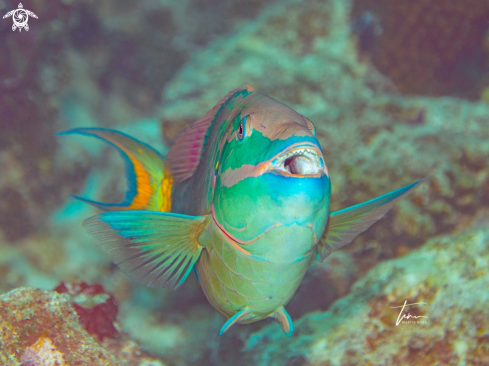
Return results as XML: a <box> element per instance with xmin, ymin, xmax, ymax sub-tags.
<box><xmin>351</xmin><ymin>0</ymin><xmax>489</xmax><ymax>99</ymax></box>
<box><xmin>21</xmin><ymin>337</ymin><xmax>66</xmax><ymax>366</ymax></box>
<box><xmin>0</xmin><ymin>287</ymin><xmax>166</xmax><ymax>366</ymax></box>
<box><xmin>244</xmin><ymin>217</ymin><xmax>489</xmax><ymax>365</ymax></box>
<box><xmin>54</xmin><ymin>282</ymin><xmax>119</xmax><ymax>341</ymax></box>
<box><xmin>0</xmin><ymin>0</ymin><xmax>86</xmax><ymax>243</ymax></box>
<box><xmin>0</xmin><ymin>287</ymin><xmax>119</xmax><ymax>365</ymax></box>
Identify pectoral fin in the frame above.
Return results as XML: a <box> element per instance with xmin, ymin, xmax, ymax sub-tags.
<box><xmin>83</xmin><ymin>211</ymin><xmax>210</xmax><ymax>289</ymax></box>
<box><xmin>316</xmin><ymin>178</ymin><xmax>427</xmax><ymax>262</ymax></box>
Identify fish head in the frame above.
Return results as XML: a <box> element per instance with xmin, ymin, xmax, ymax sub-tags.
<box><xmin>212</xmin><ymin>92</ymin><xmax>331</xmax><ymax>261</ymax></box>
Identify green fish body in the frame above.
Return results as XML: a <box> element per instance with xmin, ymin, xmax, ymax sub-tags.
<box><xmin>59</xmin><ymin>84</ymin><xmax>425</xmax><ymax>336</ymax></box>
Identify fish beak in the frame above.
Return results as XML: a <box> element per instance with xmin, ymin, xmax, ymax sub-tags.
<box><xmin>271</xmin><ymin>144</ymin><xmax>327</xmax><ymax>177</ymax></box>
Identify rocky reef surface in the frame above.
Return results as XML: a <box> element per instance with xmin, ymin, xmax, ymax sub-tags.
<box><xmin>0</xmin><ymin>287</ymin><xmax>165</xmax><ymax>366</ymax></box>
<box><xmin>0</xmin><ymin>0</ymin><xmax>488</xmax><ymax>364</ymax></box>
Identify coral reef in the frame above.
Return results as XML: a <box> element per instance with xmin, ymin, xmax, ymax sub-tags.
<box><xmin>54</xmin><ymin>282</ymin><xmax>119</xmax><ymax>341</ymax></box>
<box><xmin>21</xmin><ymin>337</ymin><xmax>67</xmax><ymax>366</ymax></box>
<box><xmin>351</xmin><ymin>0</ymin><xmax>489</xmax><ymax>99</ymax></box>
<box><xmin>0</xmin><ymin>287</ymin><xmax>165</xmax><ymax>366</ymax></box>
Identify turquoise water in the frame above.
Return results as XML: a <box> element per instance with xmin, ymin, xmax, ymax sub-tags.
<box><xmin>1</xmin><ymin>0</ymin><xmax>488</xmax><ymax>365</ymax></box>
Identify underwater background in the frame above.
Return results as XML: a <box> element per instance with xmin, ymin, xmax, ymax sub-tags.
<box><xmin>1</xmin><ymin>0</ymin><xmax>489</xmax><ymax>364</ymax></box>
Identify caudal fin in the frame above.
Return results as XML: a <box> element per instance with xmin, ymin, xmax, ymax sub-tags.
<box><xmin>57</xmin><ymin>128</ymin><xmax>173</xmax><ymax>212</ymax></box>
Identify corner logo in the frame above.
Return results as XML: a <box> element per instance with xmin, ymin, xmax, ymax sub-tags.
<box><xmin>390</xmin><ymin>300</ymin><xmax>428</xmax><ymax>326</ymax></box>
<box><xmin>3</xmin><ymin>3</ymin><xmax>38</xmax><ymax>32</ymax></box>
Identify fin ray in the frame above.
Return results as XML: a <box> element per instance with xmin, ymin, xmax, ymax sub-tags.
<box><xmin>83</xmin><ymin>211</ymin><xmax>210</xmax><ymax>289</ymax></box>
<box><xmin>57</xmin><ymin>128</ymin><xmax>172</xmax><ymax>212</ymax></box>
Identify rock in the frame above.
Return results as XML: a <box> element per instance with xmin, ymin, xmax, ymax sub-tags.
<box><xmin>0</xmin><ymin>287</ymin><xmax>165</xmax><ymax>366</ymax></box>
<box><xmin>21</xmin><ymin>337</ymin><xmax>67</xmax><ymax>366</ymax></box>
<box><xmin>54</xmin><ymin>282</ymin><xmax>119</xmax><ymax>341</ymax></box>
<box><xmin>351</xmin><ymin>0</ymin><xmax>489</xmax><ymax>98</ymax></box>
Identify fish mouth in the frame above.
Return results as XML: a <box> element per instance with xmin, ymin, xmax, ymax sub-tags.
<box><xmin>270</xmin><ymin>143</ymin><xmax>327</xmax><ymax>177</ymax></box>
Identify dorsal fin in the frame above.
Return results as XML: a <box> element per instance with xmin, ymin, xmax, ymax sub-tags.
<box><xmin>166</xmin><ymin>88</ymin><xmax>243</xmax><ymax>183</ymax></box>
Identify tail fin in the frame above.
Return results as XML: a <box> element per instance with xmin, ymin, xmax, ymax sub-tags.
<box><xmin>57</xmin><ymin>128</ymin><xmax>173</xmax><ymax>212</ymax></box>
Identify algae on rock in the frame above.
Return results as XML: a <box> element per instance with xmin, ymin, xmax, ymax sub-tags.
<box><xmin>0</xmin><ymin>287</ymin><xmax>165</xmax><ymax>366</ymax></box>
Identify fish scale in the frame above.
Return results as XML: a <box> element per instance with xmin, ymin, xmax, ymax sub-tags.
<box><xmin>197</xmin><ymin>220</ymin><xmax>311</xmax><ymax>319</ymax></box>
<box><xmin>61</xmin><ymin>84</ymin><xmax>425</xmax><ymax>335</ymax></box>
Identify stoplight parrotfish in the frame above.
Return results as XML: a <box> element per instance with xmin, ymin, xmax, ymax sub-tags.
<box><xmin>58</xmin><ymin>84</ymin><xmax>426</xmax><ymax>336</ymax></box>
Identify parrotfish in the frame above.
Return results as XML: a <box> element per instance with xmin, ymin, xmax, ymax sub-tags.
<box><xmin>58</xmin><ymin>84</ymin><xmax>425</xmax><ymax>336</ymax></box>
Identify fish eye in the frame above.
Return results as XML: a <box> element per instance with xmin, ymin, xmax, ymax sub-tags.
<box><xmin>238</xmin><ymin>123</ymin><xmax>244</xmax><ymax>140</ymax></box>
<box><xmin>238</xmin><ymin>115</ymin><xmax>249</xmax><ymax>141</ymax></box>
